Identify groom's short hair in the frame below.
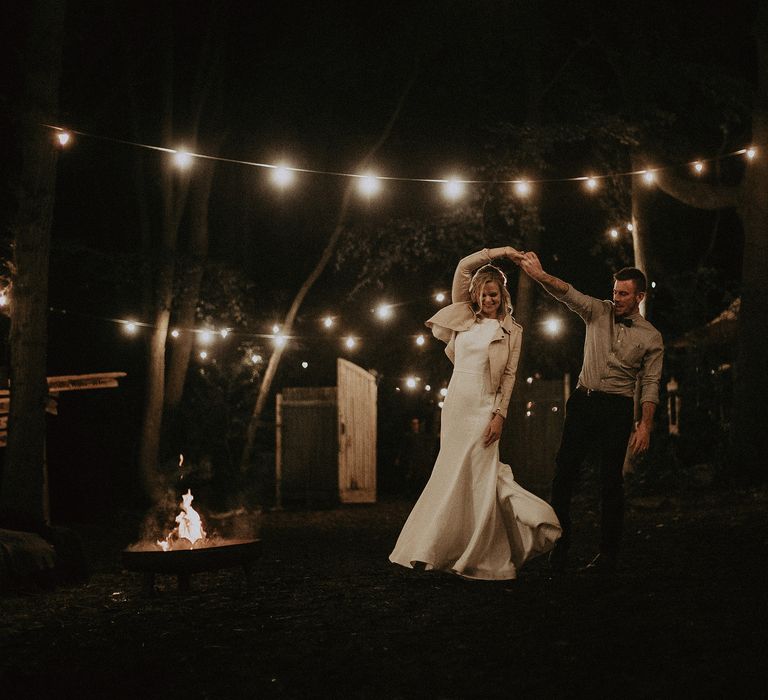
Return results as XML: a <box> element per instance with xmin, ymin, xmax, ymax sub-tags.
<box><xmin>613</xmin><ymin>267</ymin><xmax>647</xmax><ymax>294</ymax></box>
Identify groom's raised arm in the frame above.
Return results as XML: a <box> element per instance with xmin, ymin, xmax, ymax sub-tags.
<box><xmin>515</xmin><ymin>251</ymin><xmax>569</xmax><ymax>297</ymax></box>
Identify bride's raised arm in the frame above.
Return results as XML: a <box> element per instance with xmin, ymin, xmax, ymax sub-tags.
<box><xmin>450</xmin><ymin>246</ymin><xmax>521</xmax><ymax>303</ymax></box>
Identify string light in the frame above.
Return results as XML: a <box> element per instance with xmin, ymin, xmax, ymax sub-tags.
<box><xmin>405</xmin><ymin>376</ymin><xmax>418</xmax><ymax>389</ymax></box>
<box><xmin>415</xmin><ymin>334</ymin><xmax>425</xmax><ymax>346</ymax></box>
<box><xmin>199</xmin><ymin>350</ymin><xmax>208</xmax><ymax>360</ymax></box>
<box><xmin>425</xmin><ymin>384</ymin><xmax>431</xmax><ymax>391</ymax></box>
<box><xmin>513</xmin><ymin>180</ymin><xmax>532</xmax><ymax>197</ymax></box>
<box><xmin>440</xmin><ymin>388</ymin><xmax>448</xmax><ymax>397</ymax></box>
<box><xmin>0</xmin><ymin>292</ymin><xmax>7</xmax><ymax>307</ymax></box>
<box><xmin>375</xmin><ymin>303</ymin><xmax>393</xmax><ymax>320</ymax></box>
<box><xmin>273</xmin><ymin>334</ymin><xmax>287</xmax><ymax>348</ymax></box>
<box><xmin>301</xmin><ymin>361</ymin><xmax>309</xmax><ymax>369</ymax></box>
<box><xmin>641</xmin><ymin>170</ymin><xmax>656</xmax><ymax>185</ymax></box>
<box><xmin>543</xmin><ymin>317</ymin><xmax>562</xmax><ymax>335</ymax></box>
<box><xmin>220</xmin><ymin>328</ymin><xmax>229</xmax><ymax>338</ymax></box>
<box><xmin>271</xmin><ymin>164</ymin><xmax>295</xmax><ymax>188</ymax></box>
<box><xmin>692</xmin><ymin>161</ymin><xmax>704</xmax><ymax>174</ymax></box>
<box><xmin>358</xmin><ymin>173</ymin><xmax>381</xmax><ymax>197</ymax></box>
<box><xmin>124</xmin><ymin>321</ymin><xmax>138</xmax><ymax>334</ymax></box>
<box><xmin>199</xmin><ymin>330</ymin><xmax>214</xmax><ymax>344</ymax></box>
<box><xmin>344</xmin><ymin>336</ymin><xmax>357</xmax><ymax>350</ymax></box>
<box><xmin>626</xmin><ymin>222</ymin><xmax>634</xmax><ymax>232</ymax></box>
<box><xmin>251</xmin><ymin>354</ymin><xmax>263</xmax><ymax>364</ymax></box>
<box><xmin>171</xmin><ymin>329</ymin><xmax>180</xmax><ymax>338</ymax></box>
<box><xmin>42</xmin><ymin>124</ymin><xmax>760</xmax><ymax>197</ymax></box>
<box><xmin>609</xmin><ymin>228</ymin><xmax>620</xmax><ymax>240</ymax></box>
<box><xmin>434</xmin><ymin>292</ymin><xmax>446</xmax><ymax>303</ymax></box>
<box><xmin>272</xmin><ymin>324</ymin><xmax>280</xmax><ymax>334</ymax></box>
<box><xmin>442</xmin><ymin>177</ymin><xmax>465</xmax><ymax>200</ymax></box>
<box><xmin>323</xmin><ymin>316</ymin><xmax>334</xmax><ymax>328</ymax></box>
<box><xmin>172</xmin><ymin>149</ymin><xmax>193</xmax><ymax>169</ymax></box>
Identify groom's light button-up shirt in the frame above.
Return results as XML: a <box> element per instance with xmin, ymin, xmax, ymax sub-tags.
<box><xmin>557</xmin><ymin>285</ymin><xmax>664</xmax><ymax>405</ymax></box>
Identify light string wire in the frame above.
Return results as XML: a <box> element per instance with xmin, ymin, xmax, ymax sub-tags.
<box><xmin>43</xmin><ymin>124</ymin><xmax>756</xmax><ymax>185</ymax></box>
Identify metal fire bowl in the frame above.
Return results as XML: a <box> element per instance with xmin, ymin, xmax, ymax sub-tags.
<box><xmin>122</xmin><ymin>539</ymin><xmax>262</xmax><ymax>593</ymax></box>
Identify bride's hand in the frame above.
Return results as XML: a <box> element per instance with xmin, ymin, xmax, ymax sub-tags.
<box><xmin>504</xmin><ymin>246</ymin><xmax>523</xmax><ymax>262</ymax></box>
<box><xmin>482</xmin><ymin>413</ymin><xmax>504</xmax><ymax>447</ymax></box>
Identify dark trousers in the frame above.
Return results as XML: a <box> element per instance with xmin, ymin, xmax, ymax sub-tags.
<box><xmin>551</xmin><ymin>388</ymin><xmax>634</xmax><ymax>560</ymax></box>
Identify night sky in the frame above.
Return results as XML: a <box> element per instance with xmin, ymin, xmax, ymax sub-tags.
<box><xmin>3</xmin><ymin>0</ymin><xmax>759</xmax><ymax>513</ymax></box>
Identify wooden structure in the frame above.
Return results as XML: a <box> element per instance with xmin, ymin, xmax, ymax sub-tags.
<box><xmin>0</xmin><ymin>372</ymin><xmax>127</xmax><ymax>447</ymax></box>
<box><xmin>275</xmin><ymin>359</ymin><xmax>377</xmax><ymax>507</ymax></box>
<box><xmin>500</xmin><ymin>375</ymin><xmax>569</xmax><ymax>497</ymax></box>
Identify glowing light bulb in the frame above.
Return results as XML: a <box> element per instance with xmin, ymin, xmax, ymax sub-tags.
<box><xmin>272</xmin><ymin>324</ymin><xmax>280</xmax><ymax>334</ymax></box>
<box><xmin>375</xmin><ymin>304</ymin><xmax>393</xmax><ymax>320</ymax></box>
<box><xmin>125</xmin><ymin>322</ymin><xmax>138</xmax><ymax>334</ymax></box>
<box><xmin>440</xmin><ymin>388</ymin><xmax>448</xmax><ymax>397</ymax></box>
<box><xmin>171</xmin><ymin>329</ymin><xmax>180</xmax><ymax>338</ymax></box>
<box><xmin>199</xmin><ymin>330</ymin><xmax>213</xmax><ymax>344</ymax></box>
<box><xmin>219</xmin><ymin>329</ymin><xmax>229</xmax><ymax>338</ymax></box>
<box><xmin>173</xmin><ymin>149</ymin><xmax>193</xmax><ymax>169</ymax></box>
<box><xmin>199</xmin><ymin>351</ymin><xmax>208</xmax><ymax>360</ymax></box>
<box><xmin>584</xmin><ymin>176</ymin><xmax>598</xmax><ymax>191</ymax></box>
<box><xmin>273</xmin><ymin>334</ymin><xmax>287</xmax><ymax>348</ymax></box>
<box><xmin>746</xmin><ymin>147</ymin><xmax>757</xmax><ymax>160</ymax></box>
<box><xmin>425</xmin><ymin>384</ymin><xmax>431</xmax><ymax>392</ymax></box>
<box><xmin>344</xmin><ymin>336</ymin><xmax>356</xmax><ymax>349</ymax></box>
<box><xmin>405</xmin><ymin>377</ymin><xmax>417</xmax><ymax>389</ymax></box>
<box><xmin>323</xmin><ymin>316</ymin><xmax>334</xmax><ymax>329</ymax></box>
<box><xmin>514</xmin><ymin>180</ymin><xmax>531</xmax><ymax>197</ymax></box>
<box><xmin>626</xmin><ymin>223</ymin><xmax>634</xmax><ymax>232</ymax></box>
<box><xmin>442</xmin><ymin>177</ymin><xmax>465</xmax><ymax>200</ymax></box>
<box><xmin>301</xmin><ymin>361</ymin><xmax>309</xmax><ymax>369</ymax></box>
<box><xmin>651</xmin><ymin>281</ymin><xmax>657</xmax><ymax>289</ymax></box>
<box><xmin>0</xmin><ymin>293</ymin><xmax>7</xmax><ymax>307</ymax></box>
<box><xmin>271</xmin><ymin>164</ymin><xmax>295</xmax><ymax>188</ymax></box>
<box><xmin>438</xmin><ymin>401</ymin><xmax>444</xmax><ymax>409</ymax></box>
<box><xmin>251</xmin><ymin>354</ymin><xmax>263</xmax><ymax>364</ymax></box>
<box><xmin>358</xmin><ymin>173</ymin><xmax>381</xmax><ymax>197</ymax></box>
<box><xmin>526</xmin><ymin>376</ymin><xmax>534</xmax><ymax>384</ymax></box>
<box><xmin>416</xmin><ymin>334</ymin><xmax>425</xmax><ymax>346</ymax></box>
<box><xmin>642</xmin><ymin>170</ymin><xmax>655</xmax><ymax>184</ymax></box>
<box><xmin>609</xmin><ymin>228</ymin><xmax>619</xmax><ymax>240</ymax></box>
<box><xmin>56</xmin><ymin>131</ymin><xmax>71</xmax><ymax>146</ymax></box>
<box><xmin>544</xmin><ymin>317</ymin><xmax>561</xmax><ymax>335</ymax></box>
<box><xmin>693</xmin><ymin>161</ymin><xmax>704</xmax><ymax>174</ymax></box>
<box><xmin>435</xmin><ymin>292</ymin><xmax>446</xmax><ymax>303</ymax></box>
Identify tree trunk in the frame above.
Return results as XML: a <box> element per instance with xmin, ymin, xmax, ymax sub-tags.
<box><xmin>0</xmin><ymin>0</ymin><xmax>66</xmax><ymax>527</ymax></box>
<box><xmin>165</xmin><ymin>157</ymin><xmax>216</xmax><ymax>409</ymax></box>
<box><xmin>630</xmin><ymin>154</ymin><xmax>652</xmax><ymax>316</ymax></box>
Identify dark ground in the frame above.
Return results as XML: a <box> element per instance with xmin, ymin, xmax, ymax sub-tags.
<box><xmin>1</xmin><ymin>488</ymin><xmax>766</xmax><ymax>699</ymax></box>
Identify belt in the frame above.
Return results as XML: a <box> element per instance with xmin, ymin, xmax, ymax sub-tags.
<box><xmin>574</xmin><ymin>385</ymin><xmax>631</xmax><ymax>400</ymax></box>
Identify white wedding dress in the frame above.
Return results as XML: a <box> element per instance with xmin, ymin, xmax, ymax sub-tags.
<box><xmin>390</xmin><ymin>318</ymin><xmax>562</xmax><ymax>580</ymax></box>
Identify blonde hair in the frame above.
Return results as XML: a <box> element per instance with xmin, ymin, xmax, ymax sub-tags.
<box><xmin>469</xmin><ymin>264</ymin><xmax>513</xmax><ymax>319</ymax></box>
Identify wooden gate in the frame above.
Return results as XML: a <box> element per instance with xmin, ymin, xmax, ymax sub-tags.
<box><xmin>275</xmin><ymin>359</ymin><xmax>377</xmax><ymax>506</ymax></box>
<box><xmin>337</xmin><ymin>358</ymin><xmax>377</xmax><ymax>503</ymax></box>
<box><xmin>500</xmin><ymin>375</ymin><xmax>569</xmax><ymax>497</ymax></box>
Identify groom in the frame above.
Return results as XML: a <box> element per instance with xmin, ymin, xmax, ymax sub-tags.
<box><xmin>514</xmin><ymin>251</ymin><xmax>664</xmax><ymax>574</ymax></box>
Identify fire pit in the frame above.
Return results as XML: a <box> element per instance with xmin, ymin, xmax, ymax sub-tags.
<box><xmin>122</xmin><ymin>538</ymin><xmax>262</xmax><ymax>594</ymax></box>
<box><xmin>123</xmin><ymin>476</ymin><xmax>262</xmax><ymax>594</ymax></box>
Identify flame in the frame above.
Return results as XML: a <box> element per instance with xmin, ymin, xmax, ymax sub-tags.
<box><xmin>156</xmin><ymin>488</ymin><xmax>207</xmax><ymax>551</ymax></box>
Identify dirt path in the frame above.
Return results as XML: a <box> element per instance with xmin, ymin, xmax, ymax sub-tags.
<box><xmin>1</xmin><ymin>488</ymin><xmax>766</xmax><ymax>698</ymax></box>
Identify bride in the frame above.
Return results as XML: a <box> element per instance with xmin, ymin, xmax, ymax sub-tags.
<box><xmin>389</xmin><ymin>246</ymin><xmax>561</xmax><ymax>580</ymax></box>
